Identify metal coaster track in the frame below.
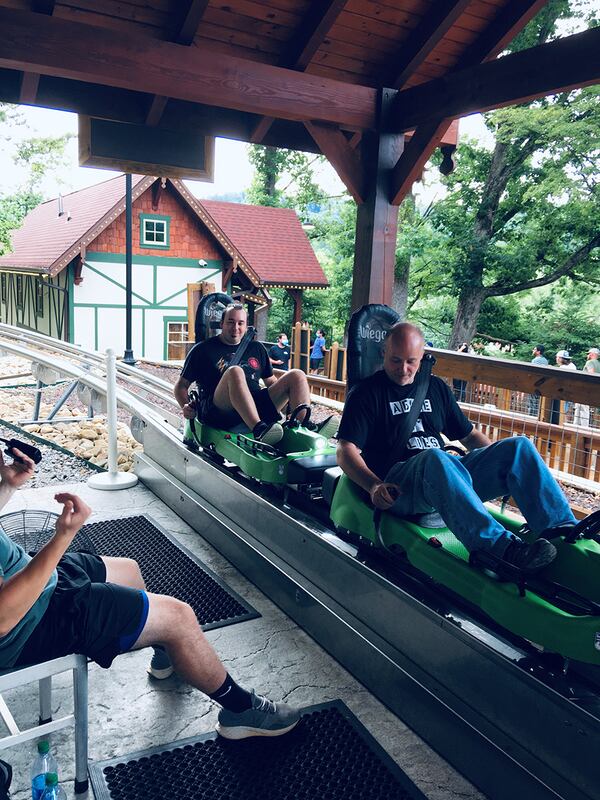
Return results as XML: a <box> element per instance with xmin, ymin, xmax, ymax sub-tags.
<box><xmin>0</xmin><ymin>325</ymin><xmax>597</xmax><ymax>800</ymax></box>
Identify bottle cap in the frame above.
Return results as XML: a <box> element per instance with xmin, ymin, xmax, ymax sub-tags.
<box><xmin>37</xmin><ymin>740</ymin><xmax>50</xmax><ymax>755</ymax></box>
<box><xmin>45</xmin><ymin>773</ymin><xmax>58</xmax><ymax>786</ymax></box>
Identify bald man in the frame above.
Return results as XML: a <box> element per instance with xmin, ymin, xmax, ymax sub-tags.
<box><xmin>337</xmin><ymin>322</ymin><xmax>578</xmax><ymax>573</ymax></box>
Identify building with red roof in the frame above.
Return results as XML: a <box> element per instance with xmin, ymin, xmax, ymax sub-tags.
<box><xmin>0</xmin><ymin>174</ymin><xmax>327</xmax><ymax>360</ymax></box>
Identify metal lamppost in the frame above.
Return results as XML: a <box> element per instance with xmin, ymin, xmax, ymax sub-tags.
<box><xmin>123</xmin><ymin>172</ymin><xmax>136</xmax><ymax>365</ymax></box>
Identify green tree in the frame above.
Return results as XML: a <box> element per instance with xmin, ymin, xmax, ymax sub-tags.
<box><xmin>413</xmin><ymin>2</ymin><xmax>600</xmax><ymax>347</ymax></box>
<box><xmin>0</xmin><ymin>104</ymin><xmax>72</xmax><ymax>254</ymax></box>
<box><xmin>246</xmin><ymin>144</ymin><xmax>325</xmax><ymax>217</ymax></box>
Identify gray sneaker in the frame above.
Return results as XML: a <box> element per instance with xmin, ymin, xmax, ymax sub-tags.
<box><xmin>216</xmin><ymin>691</ymin><xmax>300</xmax><ymax>740</ymax></box>
<box><xmin>147</xmin><ymin>646</ymin><xmax>174</xmax><ymax>680</ymax></box>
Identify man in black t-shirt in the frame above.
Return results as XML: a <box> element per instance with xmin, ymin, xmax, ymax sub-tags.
<box><xmin>174</xmin><ymin>304</ymin><xmax>312</xmax><ymax>445</ymax></box>
<box><xmin>269</xmin><ymin>334</ymin><xmax>291</xmax><ymax>371</ymax></box>
<box><xmin>337</xmin><ymin>323</ymin><xmax>578</xmax><ymax>573</ymax></box>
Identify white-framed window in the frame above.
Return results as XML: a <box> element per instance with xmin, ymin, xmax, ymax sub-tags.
<box><xmin>166</xmin><ymin>320</ymin><xmax>189</xmax><ymax>360</ymax></box>
<box><xmin>140</xmin><ymin>214</ymin><xmax>170</xmax><ymax>249</ymax></box>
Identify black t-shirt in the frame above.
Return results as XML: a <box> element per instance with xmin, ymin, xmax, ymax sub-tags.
<box><xmin>338</xmin><ymin>370</ymin><xmax>473</xmax><ymax>479</ymax></box>
<box><xmin>268</xmin><ymin>344</ymin><xmax>291</xmax><ymax>370</ymax></box>
<box><xmin>181</xmin><ymin>336</ymin><xmax>273</xmax><ymax>396</ymax></box>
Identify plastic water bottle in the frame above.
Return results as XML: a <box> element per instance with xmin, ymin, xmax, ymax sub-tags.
<box><xmin>31</xmin><ymin>742</ymin><xmax>58</xmax><ymax>800</ymax></box>
<box><xmin>40</xmin><ymin>773</ymin><xmax>66</xmax><ymax>800</ymax></box>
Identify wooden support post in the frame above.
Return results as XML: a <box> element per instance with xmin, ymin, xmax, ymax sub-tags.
<box><xmin>351</xmin><ymin>89</ymin><xmax>404</xmax><ymax>311</ymax></box>
<box><xmin>286</xmin><ymin>288</ymin><xmax>303</xmax><ymax>325</ymax></box>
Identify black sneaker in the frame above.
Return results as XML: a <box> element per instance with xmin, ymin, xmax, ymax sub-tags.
<box><xmin>502</xmin><ymin>537</ymin><xmax>557</xmax><ymax>573</ymax></box>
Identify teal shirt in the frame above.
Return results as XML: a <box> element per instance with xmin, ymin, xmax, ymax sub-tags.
<box><xmin>585</xmin><ymin>358</ymin><xmax>600</xmax><ymax>374</ymax></box>
<box><xmin>0</xmin><ymin>532</ymin><xmax>57</xmax><ymax>668</ymax></box>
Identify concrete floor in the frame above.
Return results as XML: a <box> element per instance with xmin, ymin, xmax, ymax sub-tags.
<box><xmin>0</xmin><ymin>479</ymin><xmax>486</xmax><ymax>800</ymax></box>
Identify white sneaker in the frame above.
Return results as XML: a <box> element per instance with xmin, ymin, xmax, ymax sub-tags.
<box><xmin>255</xmin><ymin>422</ymin><xmax>284</xmax><ymax>445</ymax></box>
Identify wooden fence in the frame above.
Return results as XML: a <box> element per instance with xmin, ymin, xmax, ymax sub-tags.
<box><xmin>303</xmin><ymin>348</ymin><xmax>600</xmax><ymax>484</ymax></box>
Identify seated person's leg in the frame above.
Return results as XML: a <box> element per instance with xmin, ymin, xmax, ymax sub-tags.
<box><xmin>101</xmin><ymin>556</ymin><xmax>172</xmax><ymax>678</ymax></box>
<box><xmin>132</xmin><ymin>593</ymin><xmax>299</xmax><ymax>739</ymax></box>
<box><xmin>385</xmin><ymin>450</ymin><xmax>510</xmax><ymax>556</ymax></box>
<box><xmin>460</xmin><ymin>437</ymin><xmax>576</xmax><ymax>536</ymax></box>
<box><xmin>384</xmin><ymin>449</ymin><xmax>556</xmax><ymax>571</ymax></box>
<box><xmin>212</xmin><ymin>366</ymin><xmax>260</xmax><ymax>429</ymax></box>
<box><xmin>267</xmin><ymin>369</ymin><xmax>310</xmax><ymax>418</ymax></box>
<box><xmin>211</xmin><ymin>367</ymin><xmax>284</xmax><ymax>444</ymax></box>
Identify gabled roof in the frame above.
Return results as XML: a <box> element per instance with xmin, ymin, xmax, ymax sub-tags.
<box><xmin>202</xmin><ymin>200</ymin><xmax>328</xmax><ymax>289</ymax></box>
<box><xmin>0</xmin><ymin>174</ymin><xmax>152</xmax><ymax>276</ymax></box>
<box><xmin>0</xmin><ymin>174</ymin><xmax>328</xmax><ymax>289</ymax></box>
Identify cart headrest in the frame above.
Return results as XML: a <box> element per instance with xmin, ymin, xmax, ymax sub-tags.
<box><xmin>194</xmin><ymin>292</ymin><xmax>234</xmax><ymax>343</ymax></box>
<box><xmin>347</xmin><ymin>304</ymin><xmax>401</xmax><ymax>389</ymax></box>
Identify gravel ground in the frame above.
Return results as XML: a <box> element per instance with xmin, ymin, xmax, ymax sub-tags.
<box><xmin>0</xmin><ymin>423</ymin><xmax>97</xmax><ymax>487</ymax></box>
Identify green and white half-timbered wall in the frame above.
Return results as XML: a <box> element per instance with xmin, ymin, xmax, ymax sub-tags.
<box><xmin>71</xmin><ymin>253</ymin><xmax>222</xmax><ymax>360</ymax></box>
<box><xmin>0</xmin><ymin>271</ymin><xmax>68</xmax><ymax>339</ymax></box>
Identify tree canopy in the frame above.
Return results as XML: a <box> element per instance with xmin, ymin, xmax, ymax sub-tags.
<box><xmin>0</xmin><ymin>104</ymin><xmax>72</xmax><ymax>255</ymax></box>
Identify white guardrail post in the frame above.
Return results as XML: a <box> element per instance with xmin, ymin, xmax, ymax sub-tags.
<box><xmin>88</xmin><ymin>349</ymin><xmax>138</xmax><ymax>491</ymax></box>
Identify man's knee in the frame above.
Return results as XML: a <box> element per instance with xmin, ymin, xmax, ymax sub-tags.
<box><xmin>499</xmin><ymin>435</ymin><xmax>536</xmax><ymax>458</ymax></box>
<box><xmin>222</xmin><ymin>365</ymin><xmax>245</xmax><ymax>382</ymax></box>
<box><xmin>155</xmin><ymin>595</ymin><xmax>196</xmax><ymax>628</ymax></box>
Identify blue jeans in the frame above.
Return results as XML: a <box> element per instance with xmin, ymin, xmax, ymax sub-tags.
<box><xmin>385</xmin><ymin>437</ymin><xmax>576</xmax><ymax>556</ymax></box>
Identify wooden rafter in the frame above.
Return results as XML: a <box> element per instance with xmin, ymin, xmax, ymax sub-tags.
<box><xmin>305</xmin><ymin>122</ymin><xmax>364</xmax><ymax>204</ymax></box>
<box><xmin>0</xmin><ymin>8</ymin><xmax>375</xmax><ymax>131</ymax></box>
<box><xmin>145</xmin><ymin>0</ymin><xmax>210</xmax><ymax>126</ymax></box>
<box><xmin>387</xmin><ymin>0</ymin><xmax>473</xmax><ymax>90</ymax></box>
<box><xmin>250</xmin><ymin>0</ymin><xmax>349</xmax><ymax>144</ymax></box>
<box><xmin>20</xmin><ymin>0</ymin><xmax>55</xmax><ymax>105</ymax></box>
<box><xmin>390</xmin><ymin>0</ymin><xmax>551</xmax><ymax>205</ymax></box>
<box><xmin>394</xmin><ymin>26</ymin><xmax>600</xmax><ymax>131</ymax></box>
<box><xmin>19</xmin><ymin>70</ymin><xmax>40</xmax><ymax>104</ymax></box>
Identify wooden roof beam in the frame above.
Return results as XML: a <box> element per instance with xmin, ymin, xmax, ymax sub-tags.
<box><xmin>250</xmin><ymin>0</ymin><xmax>349</xmax><ymax>144</ymax></box>
<box><xmin>390</xmin><ymin>0</ymin><xmax>553</xmax><ymax>205</ymax></box>
<box><xmin>305</xmin><ymin>122</ymin><xmax>364</xmax><ymax>203</ymax></box>
<box><xmin>393</xmin><ymin>26</ymin><xmax>600</xmax><ymax>132</ymax></box>
<box><xmin>388</xmin><ymin>0</ymin><xmax>472</xmax><ymax>90</ymax></box>
<box><xmin>145</xmin><ymin>0</ymin><xmax>210</xmax><ymax>126</ymax></box>
<box><xmin>20</xmin><ymin>0</ymin><xmax>55</xmax><ymax>105</ymax></box>
<box><xmin>0</xmin><ymin>8</ymin><xmax>376</xmax><ymax>130</ymax></box>
<box><xmin>31</xmin><ymin>0</ymin><xmax>54</xmax><ymax>13</ymax></box>
<box><xmin>285</xmin><ymin>0</ymin><xmax>349</xmax><ymax>72</ymax></box>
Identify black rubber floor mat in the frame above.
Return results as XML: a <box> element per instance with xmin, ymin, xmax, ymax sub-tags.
<box><xmin>34</xmin><ymin>514</ymin><xmax>258</xmax><ymax>630</ymax></box>
<box><xmin>89</xmin><ymin>701</ymin><xmax>429</xmax><ymax>800</ymax></box>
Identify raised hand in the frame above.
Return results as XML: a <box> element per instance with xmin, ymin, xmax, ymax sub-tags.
<box><xmin>54</xmin><ymin>493</ymin><xmax>92</xmax><ymax>541</ymax></box>
<box><xmin>0</xmin><ymin>448</ymin><xmax>35</xmax><ymax>489</ymax></box>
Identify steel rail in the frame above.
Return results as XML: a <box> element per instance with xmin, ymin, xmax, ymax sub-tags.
<box><xmin>0</xmin><ymin>323</ymin><xmax>178</xmax><ymax>403</ymax></box>
<box><xmin>0</xmin><ymin>332</ymin><xmax>175</xmax><ymax>431</ymax></box>
<box><xmin>0</xmin><ymin>325</ymin><xmax>180</xmax><ymax>426</ymax></box>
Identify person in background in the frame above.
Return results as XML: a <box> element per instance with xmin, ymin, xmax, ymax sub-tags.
<box><xmin>584</xmin><ymin>347</ymin><xmax>600</xmax><ymax>375</ymax></box>
<box><xmin>528</xmin><ymin>344</ymin><xmax>548</xmax><ymax>416</ymax></box>
<box><xmin>310</xmin><ymin>329</ymin><xmax>328</xmax><ymax>374</ymax></box>
<box><xmin>269</xmin><ymin>333</ymin><xmax>291</xmax><ymax>371</ymax></box>
<box><xmin>452</xmin><ymin>342</ymin><xmax>470</xmax><ymax>404</ymax></box>
<box><xmin>551</xmin><ymin>349</ymin><xmax>577</xmax><ymax>424</ymax></box>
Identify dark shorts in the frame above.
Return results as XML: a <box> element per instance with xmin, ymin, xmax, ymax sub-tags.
<box><xmin>14</xmin><ymin>552</ymin><xmax>149</xmax><ymax>669</ymax></box>
<box><xmin>310</xmin><ymin>357</ymin><xmax>323</xmax><ymax>369</ymax></box>
<box><xmin>200</xmin><ymin>387</ymin><xmax>279</xmax><ymax>430</ymax></box>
